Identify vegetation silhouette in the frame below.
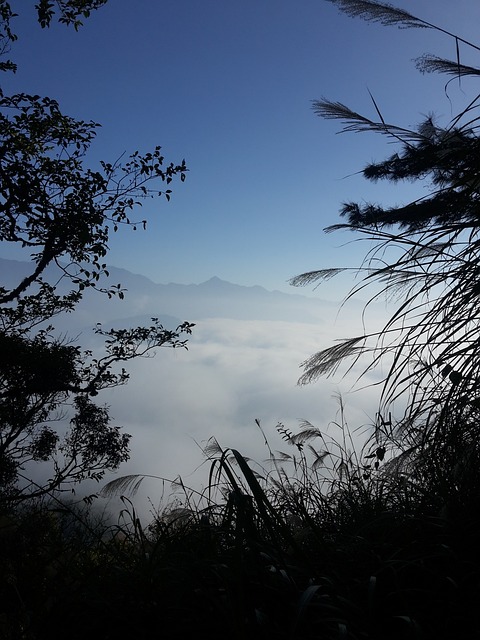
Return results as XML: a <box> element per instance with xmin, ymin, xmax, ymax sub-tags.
<box><xmin>0</xmin><ymin>1</ymin><xmax>192</xmax><ymax>506</ymax></box>
<box><xmin>1</xmin><ymin>1</ymin><xmax>480</xmax><ymax>639</ymax></box>
<box><xmin>292</xmin><ymin>0</ymin><xmax>480</xmax><ymax>499</ymax></box>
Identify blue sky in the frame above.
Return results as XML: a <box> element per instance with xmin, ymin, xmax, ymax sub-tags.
<box><xmin>2</xmin><ymin>0</ymin><xmax>480</xmax><ymax>294</ymax></box>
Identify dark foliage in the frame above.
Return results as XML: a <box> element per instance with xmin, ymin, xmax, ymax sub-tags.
<box><xmin>293</xmin><ymin>1</ymin><xmax>480</xmax><ymax>426</ymax></box>
<box><xmin>0</xmin><ymin>2</ymin><xmax>192</xmax><ymax>506</ymax></box>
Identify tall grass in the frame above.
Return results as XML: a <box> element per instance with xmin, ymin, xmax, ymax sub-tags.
<box><xmin>1</xmin><ymin>400</ymin><xmax>479</xmax><ymax>638</ymax></box>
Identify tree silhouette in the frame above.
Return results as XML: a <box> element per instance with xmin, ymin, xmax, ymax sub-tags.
<box><xmin>0</xmin><ymin>2</ymin><xmax>193</xmax><ymax>507</ymax></box>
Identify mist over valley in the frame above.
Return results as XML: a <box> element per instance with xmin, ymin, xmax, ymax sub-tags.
<box><xmin>1</xmin><ymin>258</ymin><xmax>388</xmax><ymax>512</ymax></box>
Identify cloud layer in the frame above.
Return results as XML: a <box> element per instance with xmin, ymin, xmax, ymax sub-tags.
<box><xmin>97</xmin><ymin>312</ymin><xmax>388</xmax><ymax>517</ymax></box>
<box><xmin>1</xmin><ymin>258</ymin><xmax>392</xmax><ymax>518</ymax></box>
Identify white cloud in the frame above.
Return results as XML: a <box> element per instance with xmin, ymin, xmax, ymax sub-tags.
<box><xmin>96</xmin><ymin>312</ymin><xmax>390</xmax><ymax>518</ymax></box>
<box><xmin>0</xmin><ymin>257</ymin><xmax>394</xmax><ymax>518</ymax></box>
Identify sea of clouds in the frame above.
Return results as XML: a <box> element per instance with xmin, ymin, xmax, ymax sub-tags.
<box><xmin>94</xmin><ymin>309</ymin><xmax>390</xmax><ymax>519</ymax></box>
<box><xmin>2</xmin><ymin>258</ymin><xmax>393</xmax><ymax>519</ymax></box>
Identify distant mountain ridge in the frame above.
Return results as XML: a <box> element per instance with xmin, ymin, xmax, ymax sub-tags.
<box><xmin>0</xmin><ymin>257</ymin><xmax>336</xmax><ymax>329</ymax></box>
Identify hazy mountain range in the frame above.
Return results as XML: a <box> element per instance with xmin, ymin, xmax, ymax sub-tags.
<box><xmin>1</xmin><ymin>256</ymin><xmax>342</xmax><ymax>331</ymax></box>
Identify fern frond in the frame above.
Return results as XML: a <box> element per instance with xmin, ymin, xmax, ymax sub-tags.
<box><xmin>299</xmin><ymin>336</ymin><xmax>366</xmax><ymax>384</ymax></box>
<box><xmin>289</xmin><ymin>268</ymin><xmax>347</xmax><ymax>287</ymax></box>
<box><xmin>290</xmin><ymin>426</ymin><xmax>323</xmax><ymax>446</ymax></box>
<box><xmin>327</xmin><ymin>0</ymin><xmax>480</xmax><ymax>52</ymax></box>
<box><xmin>297</xmin><ymin>419</ymin><xmax>318</xmax><ymax>431</ymax></box>
<box><xmin>202</xmin><ymin>436</ymin><xmax>224</xmax><ymax>458</ymax></box>
<box><xmin>100</xmin><ymin>474</ymin><xmax>146</xmax><ymax>498</ymax></box>
<box><xmin>313</xmin><ymin>99</ymin><xmax>424</xmax><ymax>142</ymax></box>
<box><xmin>416</xmin><ymin>55</ymin><xmax>480</xmax><ymax>78</ymax></box>
<box><xmin>326</xmin><ymin>0</ymin><xmax>429</xmax><ymax>29</ymax></box>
